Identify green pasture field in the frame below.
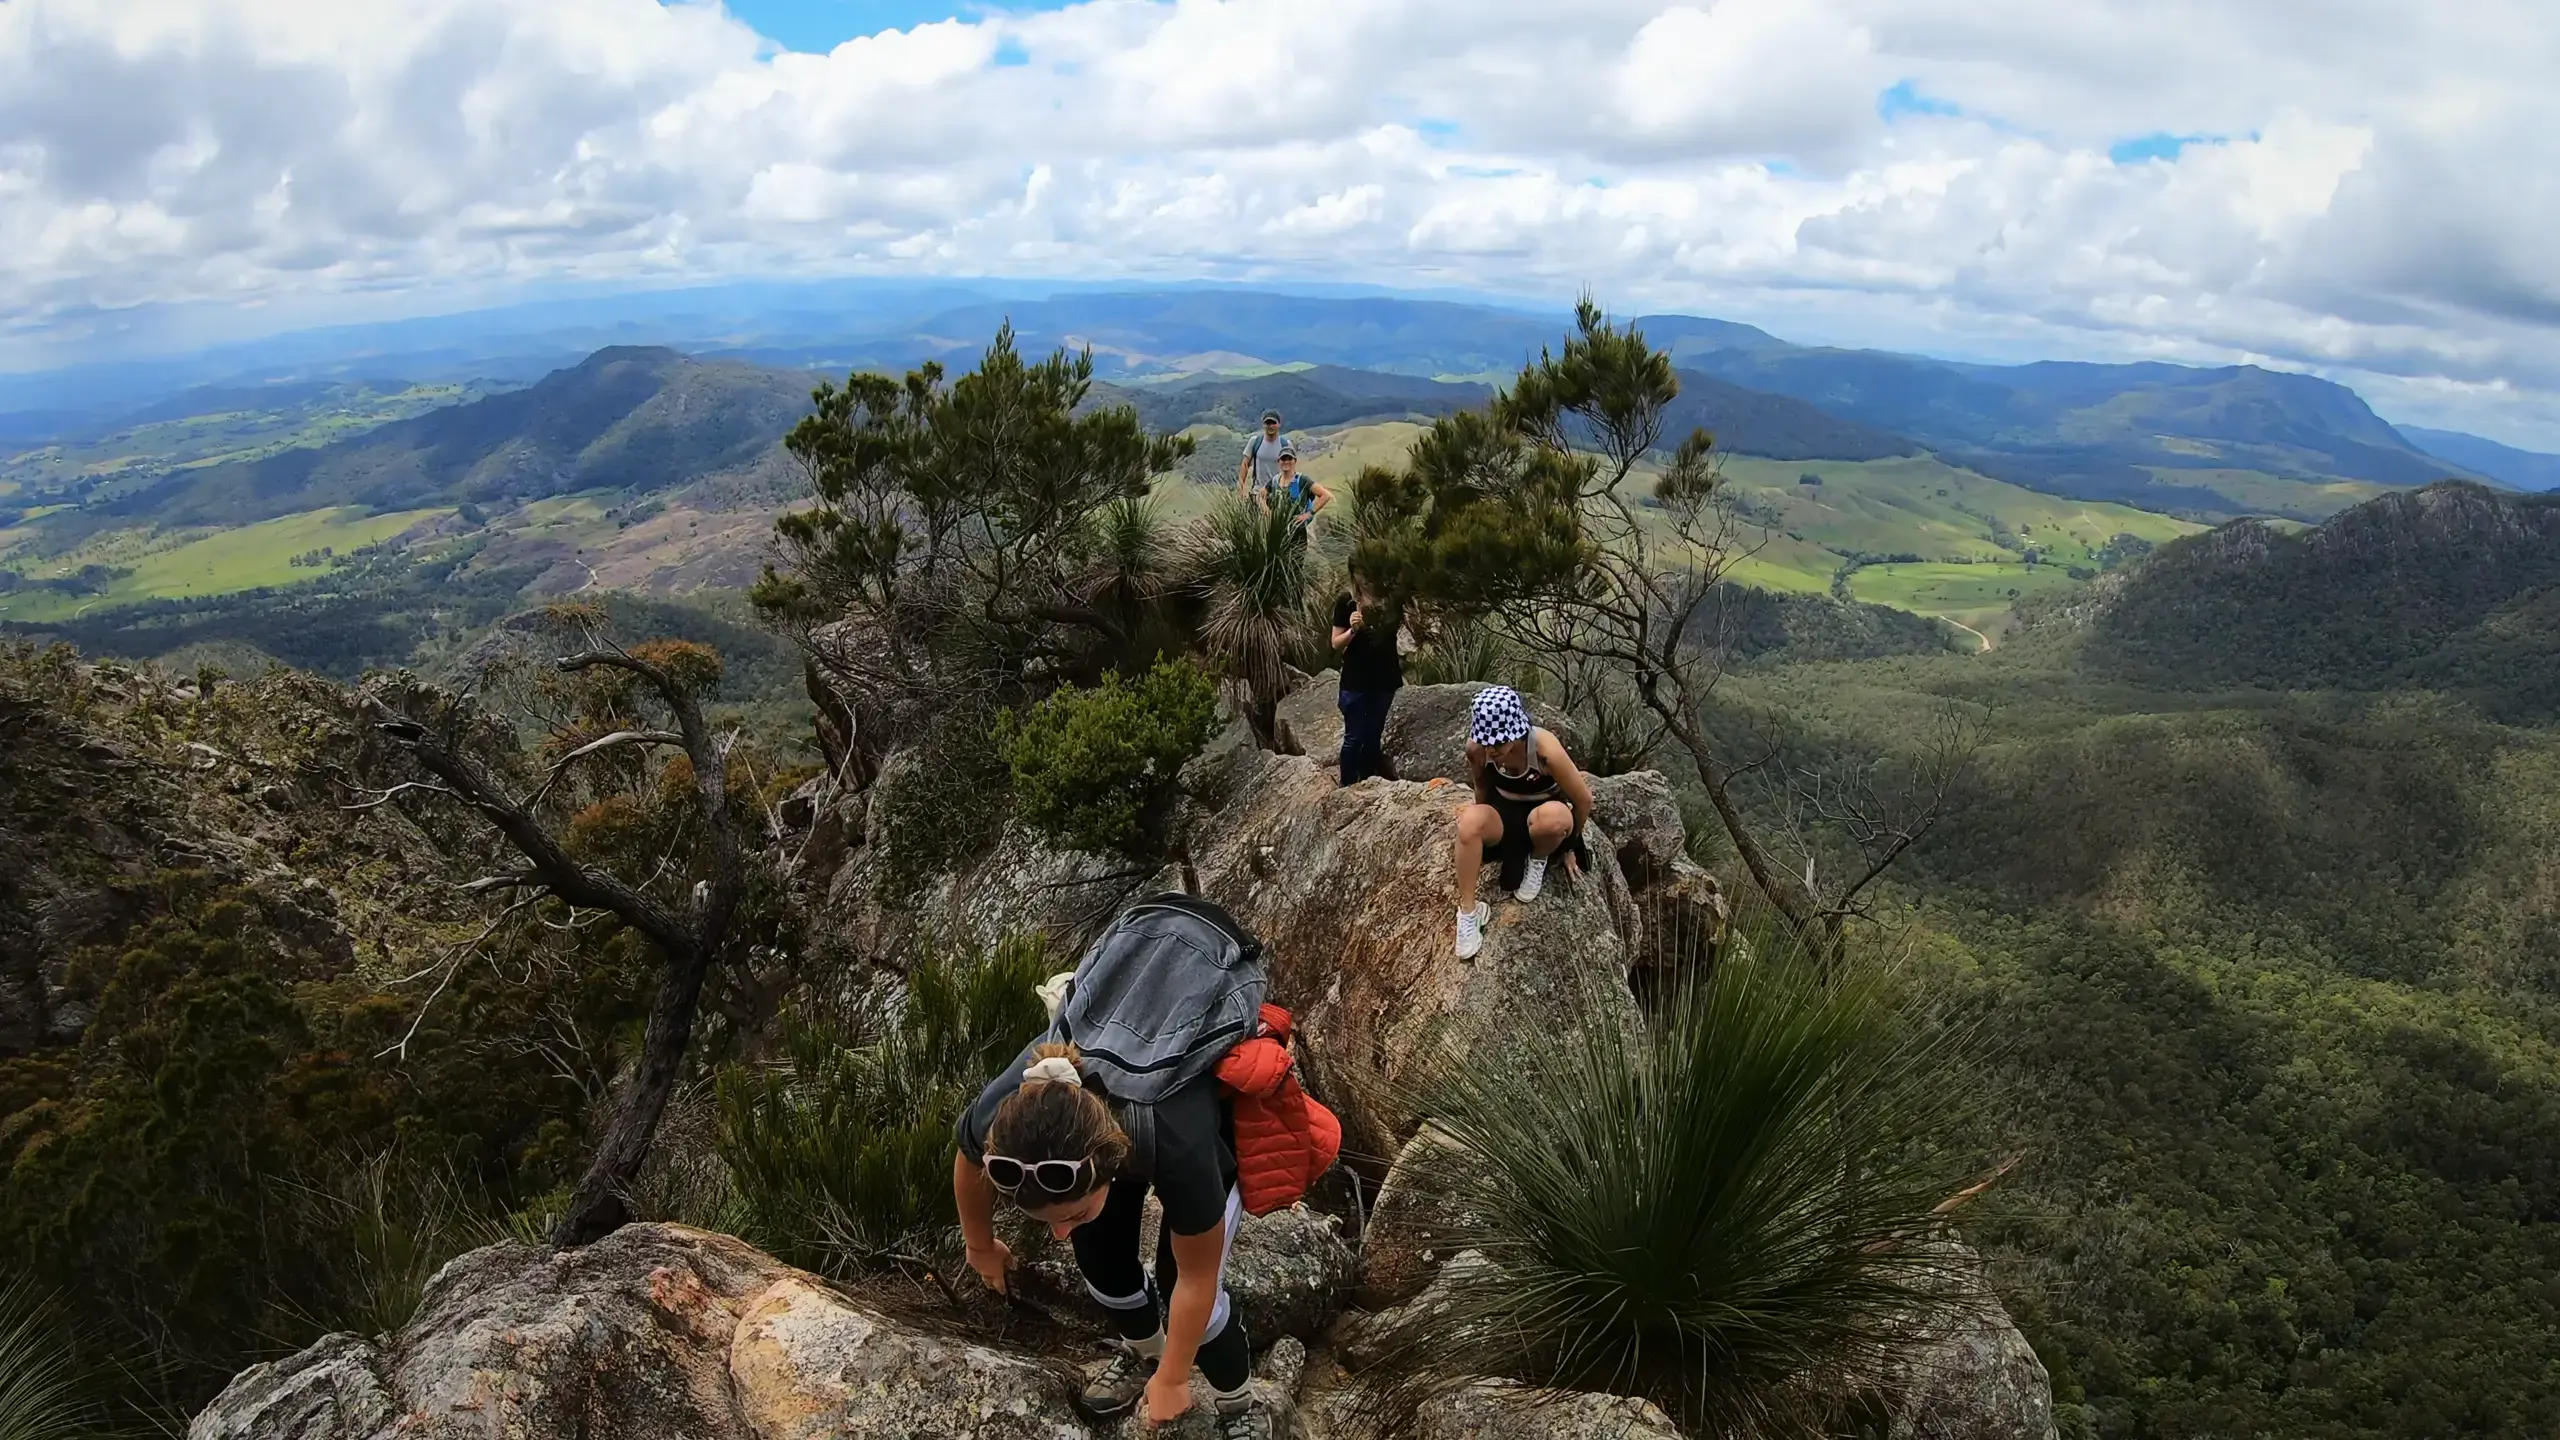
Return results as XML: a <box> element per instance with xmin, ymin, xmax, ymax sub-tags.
<box><xmin>0</xmin><ymin>506</ymin><xmax>450</xmax><ymax>621</ymax></box>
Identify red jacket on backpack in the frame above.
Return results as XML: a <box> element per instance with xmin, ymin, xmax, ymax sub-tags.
<box><xmin>1216</xmin><ymin>1004</ymin><xmax>1341</xmax><ymax>1216</ymax></box>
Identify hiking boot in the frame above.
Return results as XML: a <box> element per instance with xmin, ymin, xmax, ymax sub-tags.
<box><xmin>1075</xmin><ymin>1349</ymin><xmax>1155</xmax><ymax>1420</ymax></box>
<box><xmin>1454</xmin><ymin>901</ymin><xmax>1490</xmax><ymax>960</ymax></box>
<box><xmin>1515</xmin><ymin>853</ymin><xmax>1549</xmax><ymax>902</ymax></box>
<box><xmin>1215</xmin><ymin>1402</ymin><xmax>1275</xmax><ymax>1440</ymax></box>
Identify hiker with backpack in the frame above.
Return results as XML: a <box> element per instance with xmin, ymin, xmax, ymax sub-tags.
<box><xmin>1255</xmin><ymin>445</ymin><xmax>1331</xmax><ymax>537</ymax></box>
<box><xmin>1451</xmin><ymin>685</ymin><xmax>1593</xmax><ymax>960</ymax></box>
<box><xmin>953</xmin><ymin>895</ymin><xmax>1337</xmax><ymax>1437</ymax></box>
<box><xmin>1236</xmin><ymin>410</ymin><xmax>1287</xmax><ymax>496</ymax></box>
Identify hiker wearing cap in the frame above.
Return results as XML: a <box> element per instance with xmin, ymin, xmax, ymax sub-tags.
<box><xmin>954</xmin><ymin>895</ymin><xmax>1334</xmax><ymax>1439</ymax></box>
<box><xmin>1237</xmin><ymin>410</ymin><xmax>1287</xmax><ymax>497</ymax></box>
<box><xmin>1255</xmin><ymin>445</ymin><xmax>1333</xmax><ymax>536</ymax></box>
<box><xmin>1451</xmin><ymin>686</ymin><xmax>1593</xmax><ymax>960</ymax></box>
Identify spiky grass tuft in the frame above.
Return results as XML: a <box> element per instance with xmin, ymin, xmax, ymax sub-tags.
<box><xmin>1364</xmin><ymin>912</ymin><xmax>1987</xmax><ymax>1436</ymax></box>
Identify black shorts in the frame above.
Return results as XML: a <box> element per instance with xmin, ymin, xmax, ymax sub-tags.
<box><xmin>1486</xmin><ymin>792</ymin><xmax>1586</xmax><ymax>891</ymax></box>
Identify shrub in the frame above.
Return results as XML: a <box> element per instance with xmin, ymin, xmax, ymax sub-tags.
<box><xmin>874</xmin><ymin>708</ymin><xmax>1013</xmax><ymax>885</ymax></box>
<box><xmin>1364</xmin><ymin>913</ymin><xmax>1986</xmax><ymax>1436</ymax></box>
<box><xmin>994</xmin><ymin>658</ymin><xmax>1218</xmax><ymax>855</ymax></box>
<box><xmin>714</xmin><ymin>935</ymin><xmax>1051</xmax><ymax>1280</ymax></box>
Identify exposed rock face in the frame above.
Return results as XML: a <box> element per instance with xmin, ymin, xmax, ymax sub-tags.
<box><xmin>1354</xmin><ymin>1124</ymin><xmax>1482</xmax><ymax>1309</ymax></box>
<box><xmin>1173</xmin><ymin>738</ymin><xmax>1640</xmax><ymax>1162</ymax></box>
<box><xmin>1276</xmin><ymin>675</ymin><xmax>1582</xmax><ymax>784</ymax></box>
<box><xmin>192</xmin><ymin>1225</ymin><xmax>1095</xmax><ymax>1440</ymax></box>
<box><xmin>0</xmin><ymin>656</ymin><xmax>506</xmax><ymax>1060</ymax></box>
<box><xmin>1885</xmin><ymin>1241</ymin><xmax>2062</xmax><ymax>1440</ymax></box>
<box><xmin>1024</xmin><ymin>1201</ymin><xmax>1357</xmax><ymax>1345</ymax></box>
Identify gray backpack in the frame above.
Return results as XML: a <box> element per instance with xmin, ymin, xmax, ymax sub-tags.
<box><xmin>1040</xmin><ymin>893</ymin><xmax>1267</xmax><ymax>1170</ymax></box>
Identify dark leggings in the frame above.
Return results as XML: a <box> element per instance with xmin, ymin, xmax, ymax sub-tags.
<box><xmin>1338</xmin><ymin>686</ymin><xmax>1396</xmax><ymax>785</ymax></box>
<box><xmin>1071</xmin><ymin>1177</ymin><xmax>1250</xmax><ymax>1390</ymax></box>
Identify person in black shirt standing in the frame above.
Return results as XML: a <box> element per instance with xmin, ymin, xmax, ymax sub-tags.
<box><xmin>1329</xmin><ymin>569</ymin><xmax>1401</xmax><ymax>785</ymax></box>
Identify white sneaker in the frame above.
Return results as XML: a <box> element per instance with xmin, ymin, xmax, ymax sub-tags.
<box><xmin>1515</xmin><ymin>854</ymin><xmax>1549</xmax><ymax>903</ymax></box>
<box><xmin>1454</xmin><ymin>902</ymin><xmax>1490</xmax><ymax>960</ymax></box>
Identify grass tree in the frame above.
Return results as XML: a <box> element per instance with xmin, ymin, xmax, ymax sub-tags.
<box><xmin>1362</xmin><ymin>912</ymin><xmax>1990</xmax><ymax>1435</ymax></box>
<box><xmin>1184</xmin><ymin>496</ymin><xmax>1317</xmax><ymax>750</ymax></box>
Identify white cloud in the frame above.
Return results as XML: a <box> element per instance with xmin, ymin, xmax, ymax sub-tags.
<box><xmin>1</xmin><ymin>0</ymin><xmax>2557</xmax><ymax>444</ymax></box>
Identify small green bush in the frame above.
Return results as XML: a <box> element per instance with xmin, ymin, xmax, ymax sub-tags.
<box><xmin>994</xmin><ymin>658</ymin><xmax>1218</xmax><ymax>855</ymax></box>
<box><xmin>874</xmin><ymin>708</ymin><xmax>1013</xmax><ymax>886</ymax></box>
<box><xmin>715</xmin><ymin>935</ymin><xmax>1051</xmax><ymax>1279</ymax></box>
<box><xmin>1363</xmin><ymin>912</ymin><xmax>1985</xmax><ymax>1436</ymax></box>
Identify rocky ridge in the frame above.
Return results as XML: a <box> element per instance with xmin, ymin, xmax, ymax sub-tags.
<box><xmin>190</xmin><ymin>673</ymin><xmax>2054</xmax><ymax>1440</ymax></box>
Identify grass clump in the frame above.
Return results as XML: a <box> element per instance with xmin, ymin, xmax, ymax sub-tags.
<box><xmin>715</xmin><ymin>935</ymin><xmax>1051</xmax><ymax>1280</ymax></box>
<box><xmin>0</xmin><ymin>1280</ymin><xmax>89</xmax><ymax>1440</ymax></box>
<box><xmin>995</xmin><ymin>658</ymin><xmax>1218</xmax><ymax>856</ymax></box>
<box><xmin>1367</xmin><ymin>914</ymin><xmax>1987</xmax><ymax>1437</ymax></box>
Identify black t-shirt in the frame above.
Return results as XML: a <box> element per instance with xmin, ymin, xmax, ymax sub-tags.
<box><xmin>1332</xmin><ymin>594</ymin><xmax>1403</xmax><ymax>694</ymax></box>
<box><xmin>956</xmin><ymin>1063</ymin><xmax>1238</xmax><ymax>1236</ymax></box>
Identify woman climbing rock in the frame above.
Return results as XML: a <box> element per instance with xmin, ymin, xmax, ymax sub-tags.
<box><xmin>954</xmin><ymin>894</ymin><xmax>1328</xmax><ymax>1438</ymax></box>
<box><xmin>1451</xmin><ymin>685</ymin><xmax>1593</xmax><ymax>959</ymax></box>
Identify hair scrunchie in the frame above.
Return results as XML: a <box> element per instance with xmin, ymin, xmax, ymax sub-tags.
<box><xmin>1022</xmin><ymin>1055</ymin><xmax>1082</xmax><ymax>1086</ymax></box>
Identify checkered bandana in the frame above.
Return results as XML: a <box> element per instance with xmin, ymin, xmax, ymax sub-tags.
<box><xmin>1468</xmin><ymin>686</ymin><xmax>1533</xmax><ymax>748</ymax></box>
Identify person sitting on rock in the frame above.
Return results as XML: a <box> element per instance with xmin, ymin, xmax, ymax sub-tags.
<box><xmin>1452</xmin><ymin>685</ymin><xmax>1592</xmax><ymax>960</ymax></box>
<box><xmin>953</xmin><ymin>896</ymin><xmax>1273</xmax><ymax>1438</ymax></box>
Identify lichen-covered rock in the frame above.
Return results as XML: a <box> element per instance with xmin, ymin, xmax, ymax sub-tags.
<box><xmin>1294</xmin><ymin>1353</ymin><xmax>1685</xmax><ymax>1440</ymax></box>
<box><xmin>1221</xmin><ymin>1204</ymin><xmax>1357</xmax><ymax>1342</ymax></box>
<box><xmin>188</xmin><ymin>1224</ymin><xmax>1097</xmax><ymax>1440</ymax></box>
<box><xmin>1100</xmin><ymin>1336</ymin><xmax>1306</xmax><ymax>1440</ymax></box>
<box><xmin>1883</xmin><ymin>1241</ymin><xmax>2061</xmax><ymax>1440</ymax></box>
<box><xmin>1355</xmin><ymin>1124</ymin><xmax>1483</xmax><ymax>1309</ymax></box>
<box><xmin>186</xmin><ymin>1333</ymin><xmax>397</xmax><ymax>1440</ymax></box>
<box><xmin>729</xmin><ymin>1271</ymin><xmax>1087</xmax><ymax>1440</ymax></box>
<box><xmin>1171</xmin><ymin>747</ymin><xmax>1639</xmax><ymax>1162</ymax></box>
<box><xmin>1025</xmin><ymin>1201</ymin><xmax>1358</xmax><ymax>1345</ymax></box>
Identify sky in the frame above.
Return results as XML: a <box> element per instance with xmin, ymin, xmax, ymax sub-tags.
<box><xmin>2</xmin><ymin>0</ymin><xmax>2557</xmax><ymax>447</ymax></box>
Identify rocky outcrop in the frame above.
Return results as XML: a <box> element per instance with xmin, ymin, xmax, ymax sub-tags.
<box><xmin>0</xmin><ymin>655</ymin><xmax>507</xmax><ymax>1060</ymax></box>
<box><xmin>1885</xmin><ymin>1241</ymin><xmax>2062</xmax><ymax>1440</ymax></box>
<box><xmin>1023</xmin><ymin>1201</ymin><xmax>1357</xmax><ymax>1345</ymax></box>
<box><xmin>1275</xmin><ymin>675</ymin><xmax>1581</xmax><ymax>783</ymax></box>
<box><xmin>1173</xmin><ymin>737</ymin><xmax>1641</xmax><ymax>1162</ymax></box>
<box><xmin>192</xmin><ymin>1224</ymin><xmax>1097</xmax><ymax>1440</ymax></box>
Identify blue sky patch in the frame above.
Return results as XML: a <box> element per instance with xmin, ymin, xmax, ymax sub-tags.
<box><xmin>2109</xmin><ymin>132</ymin><xmax>2223</xmax><ymax>164</ymax></box>
<box><xmin>992</xmin><ymin>36</ymin><xmax>1031</xmax><ymax>65</ymax></box>
<box><xmin>1876</xmin><ymin>79</ymin><xmax>1962</xmax><ymax>122</ymax></box>
<box><xmin>704</xmin><ymin>0</ymin><xmax>1081</xmax><ymax>54</ymax></box>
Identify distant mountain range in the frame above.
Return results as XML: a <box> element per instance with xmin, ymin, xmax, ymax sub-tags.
<box><xmin>2081</xmin><ymin>480</ymin><xmax>2560</xmax><ymax>720</ymax></box>
<box><xmin>2403</xmin><ymin>427</ymin><xmax>2560</xmax><ymax>492</ymax></box>
<box><xmin>7</xmin><ymin>283</ymin><xmax>2555</xmax><ymax>523</ymax></box>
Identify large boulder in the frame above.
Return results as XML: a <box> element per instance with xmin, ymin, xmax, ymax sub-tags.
<box><xmin>1024</xmin><ymin>1202</ymin><xmax>1358</xmax><ymax>1345</ymax></box>
<box><xmin>1273</xmin><ymin>677</ymin><xmax>1583</xmax><ymax>785</ymax></box>
<box><xmin>1355</xmin><ymin>1124</ymin><xmax>1484</xmax><ymax>1308</ymax></box>
<box><xmin>1882</xmin><ymin>1241</ymin><xmax>2061</xmax><ymax>1440</ymax></box>
<box><xmin>1172</xmin><ymin>743</ymin><xmax>1640</xmax><ymax>1163</ymax></box>
<box><xmin>190</xmin><ymin>1225</ymin><xmax>1094</xmax><ymax>1440</ymax></box>
<box><xmin>1584</xmin><ymin>770</ymin><xmax>1729</xmax><ymax>976</ymax></box>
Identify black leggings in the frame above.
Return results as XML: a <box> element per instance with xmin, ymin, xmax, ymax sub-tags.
<box><xmin>1071</xmin><ymin>1177</ymin><xmax>1250</xmax><ymax>1391</ymax></box>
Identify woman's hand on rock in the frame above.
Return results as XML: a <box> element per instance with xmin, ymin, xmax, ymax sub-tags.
<box><xmin>965</xmin><ymin>1238</ymin><xmax>1012</xmax><ymax>1295</ymax></box>
<box><xmin>1144</xmin><ymin>1370</ymin><xmax>1193</xmax><ymax>1426</ymax></box>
